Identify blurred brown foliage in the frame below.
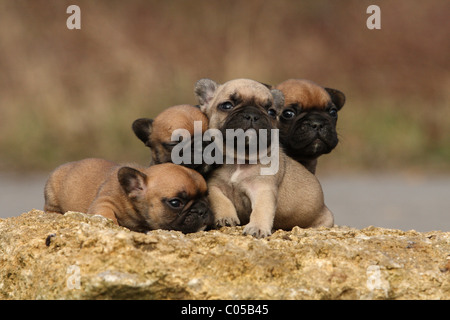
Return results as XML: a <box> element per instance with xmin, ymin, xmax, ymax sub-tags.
<box><xmin>0</xmin><ymin>0</ymin><xmax>449</xmax><ymax>172</ymax></box>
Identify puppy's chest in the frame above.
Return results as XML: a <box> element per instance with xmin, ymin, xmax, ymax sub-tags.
<box><xmin>230</xmin><ymin>165</ymin><xmax>256</xmax><ymax>215</ymax></box>
<box><xmin>229</xmin><ymin>164</ymin><xmax>260</xmax><ymax>186</ymax></box>
<box><xmin>211</xmin><ymin>164</ymin><xmax>259</xmax><ymax>211</ymax></box>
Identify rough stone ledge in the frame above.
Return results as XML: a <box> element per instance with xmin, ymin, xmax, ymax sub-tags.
<box><xmin>0</xmin><ymin>210</ymin><xmax>448</xmax><ymax>299</ymax></box>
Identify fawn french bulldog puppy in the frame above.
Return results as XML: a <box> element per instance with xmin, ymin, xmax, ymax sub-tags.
<box><xmin>132</xmin><ymin>104</ymin><xmax>213</xmax><ymax>176</ymax></box>
<box><xmin>195</xmin><ymin>78</ymin><xmax>333</xmax><ymax>238</ymax></box>
<box><xmin>275</xmin><ymin>79</ymin><xmax>345</xmax><ymax>173</ymax></box>
<box><xmin>44</xmin><ymin>158</ymin><xmax>213</xmax><ymax>233</ymax></box>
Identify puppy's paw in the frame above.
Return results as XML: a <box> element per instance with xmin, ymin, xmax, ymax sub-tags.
<box><xmin>215</xmin><ymin>216</ymin><xmax>240</xmax><ymax>228</ymax></box>
<box><xmin>243</xmin><ymin>223</ymin><xmax>272</xmax><ymax>238</ymax></box>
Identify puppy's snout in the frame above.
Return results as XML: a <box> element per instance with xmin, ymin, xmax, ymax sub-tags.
<box><xmin>306</xmin><ymin>119</ymin><xmax>325</xmax><ymax>131</ymax></box>
<box><xmin>242</xmin><ymin>110</ymin><xmax>260</xmax><ymax>123</ymax></box>
<box><xmin>190</xmin><ymin>201</ymin><xmax>210</xmax><ymax>217</ymax></box>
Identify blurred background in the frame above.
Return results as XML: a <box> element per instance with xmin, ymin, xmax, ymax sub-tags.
<box><xmin>0</xmin><ymin>0</ymin><xmax>449</xmax><ymax>231</ymax></box>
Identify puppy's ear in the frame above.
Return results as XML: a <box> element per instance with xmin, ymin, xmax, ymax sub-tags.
<box><xmin>194</xmin><ymin>78</ymin><xmax>218</xmax><ymax>110</ymax></box>
<box><xmin>325</xmin><ymin>88</ymin><xmax>346</xmax><ymax>110</ymax></box>
<box><xmin>132</xmin><ymin>118</ymin><xmax>153</xmax><ymax>146</ymax></box>
<box><xmin>118</xmin><ymin>167</ymin><xmax>148</xmax><ymax>199</ymax></box>
<box><xmin>270</xmin><ymin>89</ymin><xmax>285</xmax><ymax>110</ymax></box>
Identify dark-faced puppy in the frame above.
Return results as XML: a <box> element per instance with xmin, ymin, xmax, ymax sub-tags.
<box><xmin>275</xmin><ymin>79</ymin><xmax>345</xmax><ymax>173</ymax></box>
<box><xmin>44</xmin><ymin>158</ymin><xmax>213</xmax><ymax>233</ymax></box>
<box><xmin>132</xmin><ymin>104</ymin><xmax>212</xmax><ymax>176</ymax></box>
<box><xmin>195</xmin><ymin>78</ymin><xmax>333</xmax><ymax>238</ymax></box>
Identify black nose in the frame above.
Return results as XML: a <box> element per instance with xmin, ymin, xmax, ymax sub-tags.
<box><xmin>243</xmin><ymin>111</ymin><xmax>260</xmax><ymax>123</ymax></box>
<box><xmin>189</xmin><ymin>201</ymin><xmax>209</xmax><ymax>217</ymax></box>
<box><xmin>307</xmin><ymin>119</ymin><xmax>324</xmax><ymax>130</ymax></box>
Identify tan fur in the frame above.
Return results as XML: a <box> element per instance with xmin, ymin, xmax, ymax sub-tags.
<box><xmin>152</xmin><ymin>105</ymin><xmax>208</xmax><ymax>146</ymax></box>
<box><xmin>133</xmin><ymin>104</ymin><xmax>212</xmax><ymax>176</ymax></box>
<box><xmin>139</xmin><ymin>104</ymin><xmax>208</xmax><ymax>165</ymax></box>
<box><xmin>206</xmin><ymin>149</ymin><xmax>333</xmax><ymax>236</ymax></box>
<box><xmin>276</xmin><ymin>79</ymin><xmax>330</xmax><ymax>110</ymax></box>
<box><xmin>44</xmin><ymin>158</ymin><xmax>212</xmax><ymax>233</ymax></box>
<box><xmin>195</xmin><ymin>78</ymin><xmax>333</xmax><ymax>238</ymax></box>
<box><xmin>44</xmin><ymin>158</ymin><xmax>116</xmax><ymax>217</ymax></box>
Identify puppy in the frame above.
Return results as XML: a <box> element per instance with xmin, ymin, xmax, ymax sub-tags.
<box><xmin>132</xmin><ymin>105</ymin><xmax>213</xmax><ymax>176</ymax></box>
<box><xmin>44</xmin><ymin>158</ymin><xmax>213</xmax><ymax>233</ymax></box>
<box><xmin>195</xmin><ymin>78</ymin><xmax>333</xmax><ymax>238</ymax></box>
<box><xmin>275</xmin><ymin>79</ymin><xmax>345</xmax><ymax>173</ymax></box>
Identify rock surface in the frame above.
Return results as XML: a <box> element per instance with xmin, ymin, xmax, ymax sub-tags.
<box><xmin>0</xmin><ymin>210</ymin><xmax>448</xmax><ymax>299</ymax></box>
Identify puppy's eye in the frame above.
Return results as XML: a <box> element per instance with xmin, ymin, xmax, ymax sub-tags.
<box><xmin>282</xmin><ymin>110</ymin><xmax>295</xmax><ymax>119</ymax></box>
<box><xmin>162</xmin><ymin>142</ymin><xmax>179</xmax><ymax>151</ymax></box>
<box><xmin>267</xmin><ymin>108</ymin><xmax>277</xmax><ymax>118</ymax></box>
<box><xmin>218</xmin><ymin>101</ymin><xmax>234</xmax><ymax>111</ymax></box>
<box><xmin>167</xmin><ymin>198</ymin><xmax>184</xmax><ymax>208</ymax></box>
<box><xmin>328</xmin><ymin>108</ymin><xmax>338</xmax><ymax>118</ymax></box>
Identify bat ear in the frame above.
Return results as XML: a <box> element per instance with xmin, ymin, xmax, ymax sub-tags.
<box><xmin>194</xmin><ymin>78</ymin><xmax>218</xmax><ymax>111</ymax></box>
<box><xmin>132</xmin><ymin>118</ymin><xmax>154</xmax><ymax>146</ymax></box>
<box><xmin>325</xmin><ymin>88</ymin><xmax>346</xmax><ymax>110</ymax></box>
<box><xmin>118</xmin><ymin>167</ymin><xmax>148</xmax><ymax>199</ymax></box>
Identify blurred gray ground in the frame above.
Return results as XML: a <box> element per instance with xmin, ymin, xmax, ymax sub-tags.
<box><xmin>318</xmin><ymin>173</ymin><xmax>450</xmax><ymax>232</ymax></box>
<box><xmin>1</xmin><ymin>172</ymin><xmax>449</xmax><ymax>232</ymax></box>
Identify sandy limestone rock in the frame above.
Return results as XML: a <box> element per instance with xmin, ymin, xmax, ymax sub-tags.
<box><xmin>0</xmin><ymin>210</ymin><xmax>448</xmax><ymax>299</ymax></box>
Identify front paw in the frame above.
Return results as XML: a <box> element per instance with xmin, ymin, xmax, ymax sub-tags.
<box><xmin>215</xmin><ymin>216</ymin><xmax>240</xmax><ymax>228</ymax></box>
<box><xmin>243</xmin><ymin>222</ymin><xmax>272</xmax><ymax>238</ymax></box>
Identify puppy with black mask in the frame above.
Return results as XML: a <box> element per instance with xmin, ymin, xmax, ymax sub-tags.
<box><xmin>275</xmin><ymin>79</ymin><xmax>345</xmax><ymax>174</ymax></box>
<box><xmin>132</xmin><ymin>104</ymin><xmax>214</xmax><ymax>177</ymax></box>
<box><xmin>195</xmin><ymin>78</ymin><xmax>333</xmax><ymax>238</ymax></box>
<box><xmin>44</xmin><ymin>158</ymin><xmax>213</xmax><ymax>234</ymax></box>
